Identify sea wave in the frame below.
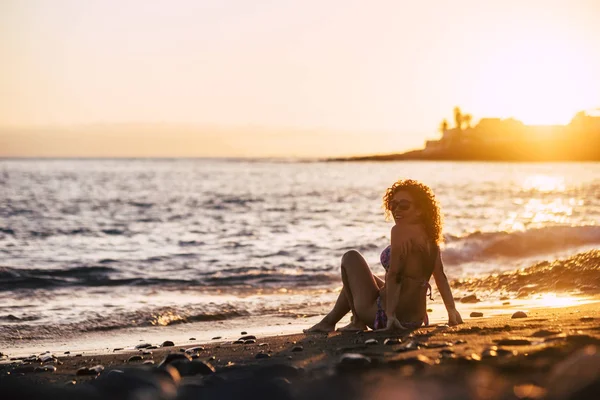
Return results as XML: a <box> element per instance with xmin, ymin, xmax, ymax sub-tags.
<box><xmin>0</xmin><ymin>306</ymin><xmax>250</xmax><ymax>341</ymax></box>
<box><xmin>0</xmin><ymin>265</ymin><xmax>339</xmax><ymax>291</ymax></box>
<box><xmin>451</xmin><ymin>250</ymin><xmax>600</xmax><ymax>296</ymax></box>
<box><xmin>443</xmin><ymin>225</ymin><xmax>600</xmax><ymax>265</ymax></box>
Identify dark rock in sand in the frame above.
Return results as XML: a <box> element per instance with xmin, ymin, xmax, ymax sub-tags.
<box><xmin>337</xmin><ymin>353</ymin><xmax>372</xmax><ymax>371</ymax></box>
<box><xmin>76</xmin><ymin>365</ymin><xmax>103</xmax><ymax>376</ymax></box>
<box><xmin>470</xmin><ymin>312</ymin><xmax>484</xmax><ymax>317</ymax></box>
<box><xmin>147</xmin><ymin>345</ymin><xmax>158</xmax><ymax>350</ymax></box>
<box><xmin>241</xmin><ymin>331</ymin><xmax>247</xmax><ymax>334</ymax></box>
<box><xmin>422</xmin><ymin>342</ymin><xmax>452</xmax><ymax>349</ymax></box>
<box><xmin>63</xmin><ymin>351</ymin><xmax>70</xmax><ymax>355</ymax></box>
<box><xmin>189</xmin><ymin>337</ymin><xmax>196</xmax><ymax>340</ymax></box>
<box><xmin>159</xmin><ymin>352</ymin><xmax>191</xmax><ymax>367</ymax></box>
<box><xmin>212</xmin><ymin>336</ymin><xmax>221</xmax><ymax>340</ymax></box>
<box><xmin>113</xmin><ymin>348</ymin><xmax>123</xmax><ymax>352</ymax></box>
<box><xmin>495</xmin><ymin>348</ymin><xmax>518</xmax><ymax>357</ymax></box>
<box><xmin>580</xmin><ymin>316</ymin><xmax>594</xmax><ymax>322</ymax></box>
<box><xmin>40</xmin><ymin>354</ymin><xmax>57</xmax><ymax>363</ymax></box>
<box><xmin>127</xmin><ymin>355</ymin><xmax>143</xmax><ymax>363</ymax></box>
<box><xmin>495</xmin><ymin>338</ymin><xmax>532</xmax><ymax>346</ymax></box>
<box><xmin>384</xmin><ymin>338</ymin><xmax>401</xmax><ymax>346</ymax></box>
<box><xmin>566</xmin><ymin>334</ymin><xmax>600</xmax><ymax>346</ymax></box>
<box><xmin>34</xmin><ymin>365</ymin><xmax>56</xmax><ymax>373</ymax></box>
<box><xmin>135</xmin><ymin>343</ymin><xmax>152</xmax><ymax>349</ymax></box>
<box><xmin>396</xmin><ymin>340</ymin><xmax>420</xmax><ymax>353</ymax></box>
<box><xmin>481</xmin><ymin>348</ymin><xmax>498</xmax><ymax>358</ymax></box>
<box><xmin>161</xmin><ymin>341</ymin><xmax>175</xmax><ymax>347</ymax></box>
<box><xmin>184</xmin><ymin>360</ymin><xmax>215</xmax><ymax>376</ymax></box>
<box><xmin>460</xmin><ymin>294</ymin><xmax>480</xmax><ymax>303</ymax></box>
<box><xmin>239</xmin><ymin>335</ymin><xmax>256</xmax><ymax>341</ymax></box>
<box><xmin>502</xmin><ymin>301</ymin><xmax>511</xmax><ymax>305</ymax></box>
<box><xmin>185</xmin><ymin>346</ymin><xmax>205</xmax><ymax>354</ymax></box>
<box><xmin>255</xmin><ymin>352</ymin><xmax>271</xmax><ymax>359</ymax></box>
<box><xmin>291</xmin><ymin>346</ymin><xmax>303</xmax><ymax>352</ymax></box>
<box><xmin>233</xmin><ymin>340</ymin><xmax>244</xmax><ymax>344</ymax></box>
<box><xmin>531</xmin><ymin>329</ymin><xmax>562</xmax><ymax>337</ymax></box>
<box><xmin>512</xmin><ymin>311</ymin><xmax>528</xmax><ymax>319</ymax></box>
<box><xmin>244</xmin><ymin>339</ymin><xmax>257</xmax><ymax>344</ymax></box>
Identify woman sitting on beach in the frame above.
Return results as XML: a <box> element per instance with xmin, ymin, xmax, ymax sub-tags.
<box><xmin>305</xmin><ymin>179</ymin><xmax>463</xmax><ymax>332</ymax></box>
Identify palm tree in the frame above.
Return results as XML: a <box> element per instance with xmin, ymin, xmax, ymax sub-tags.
<box><xmin>440</xmin><ymin>119</ymin><xmax>449</xmax><ymax>134</ymax></box>
<box><xmin>453</xmin><ymin>107</ymin><xmax>463</xmax><ymax>131</ymax></box>
<box><xmin>463</xmin><ymin>114</ymin><xmax>472</xmax><ymax>129</ymax></box>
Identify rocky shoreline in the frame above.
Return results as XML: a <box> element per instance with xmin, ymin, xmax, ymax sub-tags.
<box><xmin>1</xmin><ymin>302</ymin><xmax>599</xmax><ymax>399</ymax></box>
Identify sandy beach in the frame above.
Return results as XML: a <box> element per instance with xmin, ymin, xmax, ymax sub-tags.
<box><xmin>2</xmin><ymin>299</ymin><xmax>599</xmax><ymax>400</ymax></box>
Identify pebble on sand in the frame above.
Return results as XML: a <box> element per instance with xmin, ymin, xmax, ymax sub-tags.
<box><xmin>135</xmin><ymin>343</ymin><xmax>152</xmax><ymax>349</ymax></box>
<box><xmin>512</xmin><ymin>311</ymin><xmax>528</xmax><ymax>319</ymax></box>
<box><xmin>127</xmin><ymin>355</ymin><xmax>143</xmax><ymax>363</ymax></box>
<box><xmin>460</xmin><ymin>294</ymin><xmax>480</xmax><ymax>303</ymax></box>
<box><xmin>211</xmin><ymin>336</ymin><xmax>222</xmax><ymax>340</ymax></box>
<box><xmin>161</xmin><ymin>341</ymin><xmax>175</xmax><ymax>347</ymax></box>
<box><xmin>495</xmin><ymin>338</ymin><xmax>532</xmax><ymax>346</ymax></box>
<box><xmin>470</xmin><ymin>312</ymin><xmax>484</xmax><ymax>317</ymax></box>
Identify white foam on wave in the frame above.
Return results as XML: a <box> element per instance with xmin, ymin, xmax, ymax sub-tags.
<box><xmin>442</xmin><ymin>225</ymin><xmax>600</xmax><ymax>266</ymax></box>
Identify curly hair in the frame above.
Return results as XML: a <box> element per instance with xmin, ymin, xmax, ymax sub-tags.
<box><xmin>382</xmin><ymin>179</ymin><xmax>444</xmax><ymax>245</ymax></box>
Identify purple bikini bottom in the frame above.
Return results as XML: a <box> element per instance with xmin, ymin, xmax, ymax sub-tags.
<box><xmin>374</xmin><ymin>283</ymin><xmax>431</xmax><ymax>330</ymax></box>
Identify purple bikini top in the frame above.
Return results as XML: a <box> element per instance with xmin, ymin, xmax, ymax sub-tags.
<box><xmin>380</xmin><ymin>245</ymin><xmax>391</xmax><ymax>271</ymax></box>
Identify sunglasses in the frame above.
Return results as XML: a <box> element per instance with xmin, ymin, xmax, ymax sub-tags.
<box><xmin>390</xmin><ymin>199</ymin><xmax>412</xmax><ymax>211</ymax></box>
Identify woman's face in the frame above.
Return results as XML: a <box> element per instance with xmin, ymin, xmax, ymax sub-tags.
<box><xmin>390</xmin><ymin>190</ymin><xmax>421</xmax><ymax>225</ymax></box>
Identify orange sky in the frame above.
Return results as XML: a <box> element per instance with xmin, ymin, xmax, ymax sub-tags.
<box><xmin>1</xmin><ymin>0</ymin><xmax>599</xmax><ymax>157</ymax></box>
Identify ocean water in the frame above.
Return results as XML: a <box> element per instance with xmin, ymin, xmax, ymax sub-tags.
<box><xmin>1</xmin><ymin>159</ymin><xmax>599</xmax><ymax>347</ymax></box>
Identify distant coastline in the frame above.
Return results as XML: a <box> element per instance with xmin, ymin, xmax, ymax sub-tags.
<box><xmin>329</xmin><ymin>107</ymin><xmax>600</xmax><ymax>162</ymax></box>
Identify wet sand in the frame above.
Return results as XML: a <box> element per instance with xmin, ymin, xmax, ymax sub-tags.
<box><xmin>1</xmin><ymin>301</ymin><xmax>599</xmax><ymax>399</ymax></box>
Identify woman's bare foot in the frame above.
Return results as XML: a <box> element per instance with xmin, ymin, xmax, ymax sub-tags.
<box><xmin>303</xmin><ymin>318</ymin><xmax>335</xmax><ymax>333</ymax></box>
<box><xmin>336</xmin><ymin>317</ymin><xmax>367</xmax><ymax>332</ymax></box>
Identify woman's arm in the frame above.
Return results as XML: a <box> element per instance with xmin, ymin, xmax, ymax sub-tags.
<box><xmin>385</xmin><ymin>225</ymin><xmax>409</xmax><ymax>322</ymax></box>
<box><xmin>432</xmin><ymin>251</ymin><xmax>463</xmax><ymax>326</ymax></box>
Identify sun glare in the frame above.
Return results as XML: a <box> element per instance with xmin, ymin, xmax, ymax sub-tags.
<box><xmin>472</xmin><ymin>32</ymin><xmax>595</xmax><ymax>126</ymax></box>
<box><xmin>535</xmin><ymin>293</ymin><xmax>581</xmax><ymax>308</ymax></box>
<box><xmin>522</xmin><ymin>175</ymin><xmax>566</xmax><ymax>193</ymax></box>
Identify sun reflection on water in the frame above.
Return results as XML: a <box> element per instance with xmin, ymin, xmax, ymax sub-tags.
<box><xmin>522</xmin><ymin>175</ymin><xmax>566</xmax><ymax>193</ymax></box>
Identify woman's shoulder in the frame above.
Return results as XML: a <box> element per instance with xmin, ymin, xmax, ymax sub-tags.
<box><xmin>390</xmin><ymin>224</ymin><xmax>430</xmax><ymax>253</ymax></box>
<box><xmin>390</xmin><ymin>223</ymin><xmax>426</xmax><ymax>241</ymax></box>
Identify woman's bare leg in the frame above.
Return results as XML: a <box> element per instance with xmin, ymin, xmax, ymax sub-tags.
<box><xmin>304</xmin><ymin>250</ymin><xmax>380</xmax><ymax>332</ymax></box>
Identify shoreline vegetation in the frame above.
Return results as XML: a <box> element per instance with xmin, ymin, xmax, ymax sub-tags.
<box><xmin>328</xmin><ymin>107</ymin><xmax>600</xmax><ymax>162</ymax></box>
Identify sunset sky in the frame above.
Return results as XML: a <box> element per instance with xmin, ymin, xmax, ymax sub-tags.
<box><xmin>1</xmin><ymin>0</ymin><xmax>599</xmax><ymax>157</ymax></box>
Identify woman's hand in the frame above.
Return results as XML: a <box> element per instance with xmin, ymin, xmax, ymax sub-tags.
<box><xmin>378</xmin><ymin>316</ymin><xmax>404</xmax><ymax>332</ymax></box>
<box><xmin>448</xmin><ymin>308</ymin><xmax>463</xmax><ymax>326</ymax></box>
